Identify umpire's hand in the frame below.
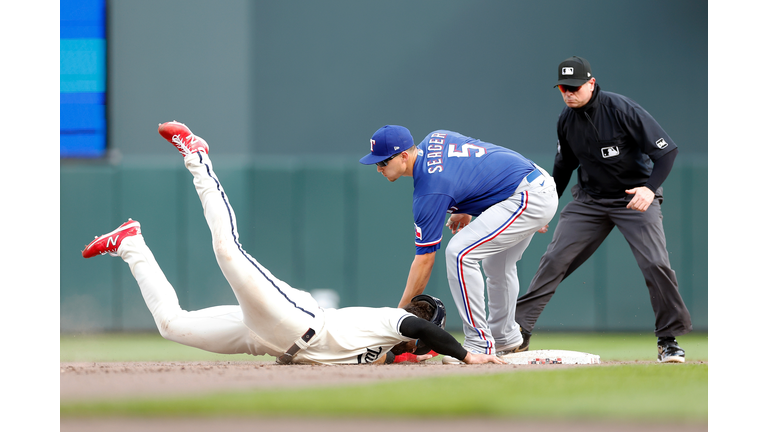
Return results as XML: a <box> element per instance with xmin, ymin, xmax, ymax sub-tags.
<box><xmin>625</xmin><ymin>186</ymin><xmax>654</xmax><ymax>212</ymax></box>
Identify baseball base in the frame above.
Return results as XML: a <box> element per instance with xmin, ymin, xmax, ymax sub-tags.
<box><xmin>498</xmin><ymin>349</ymin><xmax>601</xmax><ymax>365</ymax></box>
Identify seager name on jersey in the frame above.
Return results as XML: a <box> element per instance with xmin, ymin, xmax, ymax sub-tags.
<box><xmin>426</xmin><ymin>132</ymin><xmax>446</xmax><ymax>174</ymax></box>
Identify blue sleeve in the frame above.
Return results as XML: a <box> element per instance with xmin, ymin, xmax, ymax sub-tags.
<box><xmin>413</xmin><ymin>194</ymin><xmax>454</xmax><ymax>255</ymax></box>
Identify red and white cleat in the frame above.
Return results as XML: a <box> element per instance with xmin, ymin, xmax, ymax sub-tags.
<box><xmin>82</xmin><ymin>219</ymin><xmax>142</xmax><ymax>258</ymax></box>
<box><xmin>158</xmin><ymin>121</ymin><xmax>209</xmax><ymax>156</ymax></box>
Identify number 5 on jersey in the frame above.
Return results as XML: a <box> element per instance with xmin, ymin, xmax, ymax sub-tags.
<box><xmin>448</xmin><ymin>143</ymin><xmax>487</xmax><ymax>158</ymax></box>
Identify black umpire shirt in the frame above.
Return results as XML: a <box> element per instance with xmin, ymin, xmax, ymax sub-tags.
<box><xmin>552</xmin><ymin>83</ymin><xmax>678</xmax><ymax>200</ymax></box>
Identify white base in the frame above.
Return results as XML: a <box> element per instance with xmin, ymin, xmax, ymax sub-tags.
<box><xmin>498</xmin><ymin>349</ymin><xmax>601</xmax><ymax>365</ymax></box>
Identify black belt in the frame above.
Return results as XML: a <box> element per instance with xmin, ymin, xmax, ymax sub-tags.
<box><xmin>276</xmin><ymin>328</ymin><xmax>316</xmax><ymax>365</ymax></box>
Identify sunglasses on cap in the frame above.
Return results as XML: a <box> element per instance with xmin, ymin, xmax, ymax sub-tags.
<box><xmin>376</xmin><ymin>152</ymin><xmax>401</xmax><ymax>167</ymax></box>
<box><xmin>557</xmin><ymin>83</ymin><xmax>585</xmax><ymax>93</ymax></box>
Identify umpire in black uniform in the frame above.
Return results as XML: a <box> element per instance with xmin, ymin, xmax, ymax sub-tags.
<box><xmin>515</xmin><ymin>56</ymin><xmax>692</xmax><ymax>363</ymax></box>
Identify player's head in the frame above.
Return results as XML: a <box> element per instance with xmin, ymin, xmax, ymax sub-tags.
<box><xmin>400</xmin><ymin>294</ymin><xmax>447</xmax><ymax>356</ymax></box>
<box><xmin>554</xmin><ymin>56</ymin><xmax>596</xmax><ymax>109</ymax></box>
<box><xmin>404</xmin><ymin>294</ymin><xmax>447</xmax><ymax>329</ymax></box>
<box><xmin>360</xmin><ymin>125</ymin><xmax>417</xmax><ymax>182</ymax></box>
<box><xmin>359</xmin><ymin>125</ymin><xmax>413</xmax><ymax>166</ymax></box>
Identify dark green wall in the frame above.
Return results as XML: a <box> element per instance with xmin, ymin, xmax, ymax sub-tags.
<box><xmin>62</xmin><ymin>155</ymin><xmax>707</xmax><ymax>333</ymax></box>
<box><xmin>61</xmin><ymin>0</ymin><xmax>707</xmax><ymax>333</ymax></box>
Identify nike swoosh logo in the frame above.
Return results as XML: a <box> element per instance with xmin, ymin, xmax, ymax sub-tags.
<box><xmin>539</xmin><ymin>180</ymin><xmax>545</xmax><ymax>186</ymax></box>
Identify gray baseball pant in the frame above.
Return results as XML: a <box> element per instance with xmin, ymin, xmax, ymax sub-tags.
<box><xmin>515</xmin><ymin>184</ymin><xmax>692</xmax><ymax>338</ymax></box>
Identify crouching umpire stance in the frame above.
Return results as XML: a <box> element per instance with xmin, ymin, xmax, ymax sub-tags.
<box><xmin>515</xmin><ymin>56</ymin><xmax>692</xmax><ymax>363</ymax></box>
<box><xmin>81</xmin><ymin>121</ymin><xmax>503</xmax><ymax>366</ymax></box>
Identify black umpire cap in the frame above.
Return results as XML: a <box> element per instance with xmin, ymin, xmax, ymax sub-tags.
<box><xmin>555</xmin><ymin>56</ymin><xmax>592</xmax><ymax>87</ymax></box>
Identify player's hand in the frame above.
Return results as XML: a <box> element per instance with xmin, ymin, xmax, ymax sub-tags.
<box><xmin>462</xmin><ymin>351</ymin><xmax>505</xmax><ymax>365</ymax></box>
<box><xmin>537</xmin><ymin>224</ymin><xmax>549</xmax><ymax>234</ymax></box>
<box><xmin>393</xmin><ymin>350</ymin><xmax>437</xmax><ymax>363</ymax></box>
<box><xmin>625</xmin><ymin>186</ymin><xmax>654</xmax><ymax>212</ymax></box>
<box><xmin>446</xmin><ymin>214</ymin><xmax>472</xmax><ymax>234</ymax></box>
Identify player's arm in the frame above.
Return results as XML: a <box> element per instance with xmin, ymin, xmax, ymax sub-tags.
<box><xmin>398</xmin><ymin>317</ymin><xmax>503</xmax><ymax>365</ymax></box>
<box><xmin>397</xmin><ymin>252</ymin><xmax>436</xmax><ymax>308</ymax></box>
<box><xmin>397</xmin><ymin>194</ymin><xmax>452</xmax><ymax>308</ymax></box>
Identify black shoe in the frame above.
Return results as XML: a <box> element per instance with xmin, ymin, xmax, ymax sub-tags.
<box><xmin>657</xmin><ymin>337</ymin><xmax>685</xmax><ymax>363</ymax></box>
<box><xmin>516</xmin><ymin>329</ymin><xmax>531</xmax><ymax>352</ymax></box>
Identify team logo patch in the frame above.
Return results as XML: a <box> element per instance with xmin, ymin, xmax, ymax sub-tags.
<box><xmin>414</xmin><ymin>224</ymin><xmax>422</xmax><ymax>240</ymax></box>
<box><xmin>656</xmin><ymin>138</ymin><xmax>668</xmax><ymax>149</ymax></box>
<box><xmin>601</xmin><ymin>146</ymin><xmax>620</xmax><ymax>158</ymax></box>
<box><xmin>370</xmin><ymin>139</ymin><xmax>375</xmax><ymax>152</ymax></box>
<box><xmin>562</xmin><ymin>67</ymin><xmax>574</xmax><ymax>76</ymax></box>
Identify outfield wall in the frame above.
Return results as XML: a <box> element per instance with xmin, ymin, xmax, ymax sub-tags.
<box><xmin>61</xmin><ymin>154</ymin><xmax>707</xmax><ymax>333</ymax></box>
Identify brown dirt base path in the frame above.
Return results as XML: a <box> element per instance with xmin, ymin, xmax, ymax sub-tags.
<box><xmin>60</xmin><ymin>360</ymin><xmax>707</xmax><ymax>432</ymax></box>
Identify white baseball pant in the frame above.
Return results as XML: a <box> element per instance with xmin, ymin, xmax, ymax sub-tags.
<box><xmin>445</xmin><ymin>166</ymin><xmax>558</xmax><ymax>354</ymax></box>
<box><xmin>117</xmin><ymin>151</ymin><xmax>323</xmax><ymax>356</ymax></box>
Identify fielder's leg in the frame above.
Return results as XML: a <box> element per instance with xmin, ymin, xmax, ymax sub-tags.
<box><xmin>485</xmin><ymin>169</ymin><xmax>558</xmax><ymax>352</ymax></box>
<box><xmin>483</xmin><ymin>235</ymin><xmax>532</xmax><ymax>351</ymax></box>
<box><xmin>445</xmin><ymin>176</ymin><xmax>555</xmax><ymax>355</ymax></box>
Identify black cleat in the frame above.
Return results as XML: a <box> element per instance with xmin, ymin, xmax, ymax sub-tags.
<box><xmin>515</xmin><ymin>329</ymin><xmax>531</xmax><ymax>352</ymax></box>
<box><xmin>657</xmin><ymin>337</ymin><xmax>685</xmax><ymax>363</ymax></box>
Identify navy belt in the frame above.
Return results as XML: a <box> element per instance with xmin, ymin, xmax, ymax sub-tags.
<box><xmin>525</xmin><ymin>168</ymin><xmax>542</xmax><ymax>183</ymax></box>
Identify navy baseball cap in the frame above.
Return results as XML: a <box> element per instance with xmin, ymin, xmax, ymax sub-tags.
<box><xmin>359</xmin><ymin>125</ymin><xmax>413</xmax><ymax>165</ymax></box>
<box><xmin>555</xmin><ymin>56</ymin><xmax>592</xmax><ymax>87</ymax></box>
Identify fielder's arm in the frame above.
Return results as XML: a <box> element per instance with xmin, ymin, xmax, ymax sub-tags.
<box><xmin>397</xmin><ymin>252</ymin><xmax>436</xmax><ymax>308</ymax></box>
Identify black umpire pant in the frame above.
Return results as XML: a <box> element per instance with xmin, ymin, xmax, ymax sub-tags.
<box><xmin>515</xmin><ymin>184</ymin><xmax>692</xmax><ymax>338</ymax></box>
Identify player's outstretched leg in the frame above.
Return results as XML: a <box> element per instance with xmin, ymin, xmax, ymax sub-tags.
<box><xmin>82</xmin><ymin>219</ymin><xmax>263</xmax><ymax>355</ymax></box>
<box><xmin>158</xmin><ymin>121</ymin><xmax>209</xmax><ymax>156</ymax></box>
<box><xmin>82</xmin><ymin>219</ymin><xmax>141</xmax><ymax>258</ymax></box>
<box><xmin>157</xmin><ymin>121</ymin><xmax>319</xmax><ymax>353</ymax></box>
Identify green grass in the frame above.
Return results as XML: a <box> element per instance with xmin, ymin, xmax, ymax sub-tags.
<box><xmin>60</xmin><ymin>331</ymin><xmax>708</xmax><ymax>362</ymax></box>
<box><xmin>61</xmin><ymin>363</ymin><xmax>706</xmax><ymax>421</ymax></box>
<box><xmin>60</xmin><ymin>332</ymin><xmax>707</xmax><ymax>421</ymax></box>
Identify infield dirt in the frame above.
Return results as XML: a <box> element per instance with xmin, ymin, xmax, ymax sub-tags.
<box><xmin>60</xmin><ymin>360</ymin><xmax>707</xmax><ymax>432</ymax></box>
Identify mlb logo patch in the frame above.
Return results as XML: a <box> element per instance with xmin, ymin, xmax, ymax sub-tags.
<box><xmin>601</xmin><ymin>146</ymin><xmax>620</xmax><ymax>158</ymax></box>
<box><xmin>414</xmin><ymin>224</ymin><xmax>422</xmax><ymax>240</ymax></box>
<box><xmin>562</xmin><ymin>67</ymin><xmax>574</xmax><ymax>75</ymax></box>
<box><xmin>656</xmin><ymin>138</ymin><xmax>668</xmax><ymax>149</ymax></box>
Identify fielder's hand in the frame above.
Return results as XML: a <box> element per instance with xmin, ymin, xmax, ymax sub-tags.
<box><xmin>537</xmin><ymin>224</ymin><xmax>549</xmax><ymax>234</ymax></box>
<box><xmin>446</xmin><ymin>213</ymin><xmax>472</xmax><ymax>234</ymax></box>
<box><xmin>625</xmin><ymin>186</ymin><xmax>654</xmax><ymax>212</ymax></box>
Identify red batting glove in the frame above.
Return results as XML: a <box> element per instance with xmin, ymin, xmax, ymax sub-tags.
<box><xmin>393</xmin><ymin>353</ymin><xmax>418</xmax><ymax>363</ymax></box>
<box><xmin>393</xmin><ymin>350</ymin><xmax>439</xmax><ymax>363</ymax></box>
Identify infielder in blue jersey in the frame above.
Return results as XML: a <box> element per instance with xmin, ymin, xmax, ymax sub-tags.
<box><xmin>360</xmin><ymin>125</ymin><xmax>558</xmax><ymax>363</ymax></box>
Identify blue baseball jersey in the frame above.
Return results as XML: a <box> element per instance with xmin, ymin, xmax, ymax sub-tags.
<box><xmin>412</xmin><ymin>130</ymin><xmax>536</xmax><ymax>254</ymax></box>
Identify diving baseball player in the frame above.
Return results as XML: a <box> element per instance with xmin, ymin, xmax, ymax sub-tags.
<box><xmin>81</xmin><ymin>121</ymin><xmax>503</xmax><ymax>366</ymax></box>
<box><xmin>359</xmin><ymin>126</ymin><xmax>558</xmax><ymax>363</ymax></box>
